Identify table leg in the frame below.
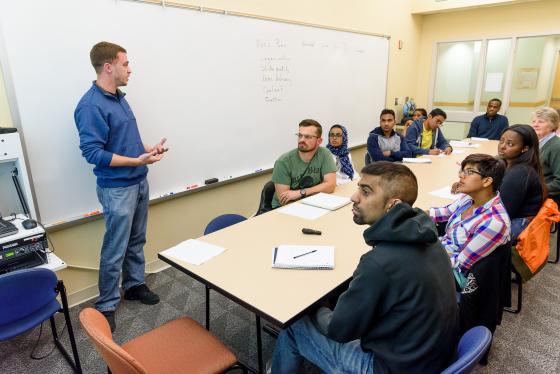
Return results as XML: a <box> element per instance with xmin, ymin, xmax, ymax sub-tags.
<box><xmin>205</xmin><ymin>286</ymin><xmax>210</xmax><ymax>330</ymax></box>
<box><xmin>256</xmin><ymin>315</ymin><xmax>263</xmax><ymax>373</ymax></box>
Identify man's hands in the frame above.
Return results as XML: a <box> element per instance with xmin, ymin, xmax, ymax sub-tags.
<box><xmin>428</xmin><ymin>148</ymin><xmax>441</xmax><ymax>155</ymax></box>
<box><xmin>382</xmin><ymin>150</ymin><xmax>391</xmax><ymax>157</ymax></box>
<box><xmin>138</xmin><ymin>138</ymin><xmax>168</xmax><ymax>165</ymax></box>
<box><xmin>279</xmin><ymin>190</ymin><xmax>301</xmax><ymax>205</ymax></box>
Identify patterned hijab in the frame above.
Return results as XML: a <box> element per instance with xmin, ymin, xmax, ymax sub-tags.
<box><xmin>327</xmin><ymin>125</ymin><xmax>354</xmax><ymax>180</ymax></box>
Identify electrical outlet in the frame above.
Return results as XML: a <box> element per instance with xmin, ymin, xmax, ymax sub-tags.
<box><xmin>394</xmin><ymin>97</ymin><xmax>399</xmax><ymax>106</ymax></box>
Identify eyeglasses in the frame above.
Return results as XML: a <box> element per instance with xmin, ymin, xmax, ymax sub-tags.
<box><xmin>458</xmin><ymin>169</ymin><xmax>485</xmax><ymax>177</ymax></box>
<box><xmin>295</xmin><ymin>133</ymin><xmax>318</xmax><ymax>140</ymax></box>
<box><xmin>329</xmin><ymin>133</ymin><xmax>343</xmax><ymax>138</ymax></box>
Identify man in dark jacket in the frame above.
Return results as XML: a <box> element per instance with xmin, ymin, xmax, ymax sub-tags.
<box><xmin>271</xmin><ymin>162</ymin><xmax>459</xmax><ymax>373</ymax></box>
<box><xmin>405</xmin><ymin>108</ymin><xmax>453</xmax><ymax>156</ymax></box>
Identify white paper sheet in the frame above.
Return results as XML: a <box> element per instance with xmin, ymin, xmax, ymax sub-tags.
<box><xmin>160</xmin><ymin>239</ymin><xmax>226</xmax><ymax>266</ymax></box>
<box><xmin>403</xmin><ymin>157</ymin><xmax>432</xmax><ymax>164</ymax></box>
<box><xmin>272</xmin><ymin>245</ymin><xmax>335</xmax><ymax>269</ymax></box>
<box><xmin>300</xmin><ymin>193</ymin><xmax>351</xmax><ymax>210</ymax></box>
<box><xmin>278</xmin><ymin>202</ymin><xmax>330</xmax><ymax>220</ymax></box>
<box><xmin>470</xmin><ymin>137</ymin><xmax>489</xmax><ymax>142</ymax></box>
<box><xmin>450</xmin><ymin>141</ymin><xmax>480</xmax><ymax>149</ymax></box>
<box><xmin>485</xmin><ymin>72</ymin><xmax>503</xmax><ymax>92</ymax></box>
<box><xmin>429</xmin><ymin>186</ymin><xmax>462</xmax><ymax>201</ymax></box>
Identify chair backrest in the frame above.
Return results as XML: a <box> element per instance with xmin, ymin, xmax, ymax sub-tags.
<box><xmin>459</xmin><ymin>243</ymin><xmax>510</xmax><ymax>335</ymax></box>
<box><xmin>0</xmin><ymin>268</ymin><xmax>58</xmax><ymax>327</ymax></box>
<box><xmin>204</xmin><ymin>214</ymin><xmax>247</xmax><ymax>235</ymax></box>
<box><xmin>79</xmin><ymin>308</ymin><xmax>147</xmax><ymax>374</ymax></box>
<box><xmin>256</xmin><ymin>180</ymin><xmax>276</xmax><ymax>216</ymax></box>
<box><xmin>441</xmin><ymin>326</ymin><xmax>492</xmax><ymax>374</ymax></box>
<box><xmin>364</xmin><ymin>152</ymin><xmax>372</xmax><ymax>165</ymax></box>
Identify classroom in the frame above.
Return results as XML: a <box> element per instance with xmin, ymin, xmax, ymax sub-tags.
<box><xmin>1</xmin><ymin>0</ymin><xmax>560</xmax><ymax>373</ymax></box>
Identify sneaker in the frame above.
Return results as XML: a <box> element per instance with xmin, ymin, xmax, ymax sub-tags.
<box><xmin>124</xmin><ymin>284</ymin><xmax>160</xmax><ymax>305</ymax></box>
<box><xmin>101</xmin><ymin>310</ymin><xmax>116</xmax><ymax>333</ymax></box>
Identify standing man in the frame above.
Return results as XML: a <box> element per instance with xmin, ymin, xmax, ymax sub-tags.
<box><xmin>271</xmin><ymin>162</ymin><xmax>459</xmax><ymax>373</ymax></box>
<box><xmin>75</xmin><ymin>42</ymin><xmax>167</xmax><ymax>331</ymax></box>
<box><xmin>271</xmin><ymin>119</ymin><xmax>337</xmax><ymax>208</ymax></box>
<box><xmin>367</xmin><ymin>108</ymin><xmax>411</xmax><ymax>162</ymax></box>
<box><xmin>405</xmin><ymin>108</ymin><xmax>453</xmax><ymax>156</ymax></box>
<box><xmin>467</xmin><ymin>98</ymin><xmax>509</xmax><ymax>140</ymax></box>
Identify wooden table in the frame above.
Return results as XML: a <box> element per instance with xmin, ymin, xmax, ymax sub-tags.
<box><xmin>159</xmin><ymin>139</ymin><xmax>498</xmax><ymax>372</ymax></box>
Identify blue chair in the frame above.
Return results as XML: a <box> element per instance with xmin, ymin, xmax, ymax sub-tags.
<box><xmin>441</xmin><ymin>326</ymin><xmax>492</xmax><ymax>374</ymax></box>
<box><xmin>0</xmin><ymin>268</ymin><xmax>82</xmax><ymax>373</ymax></box>
<box><xmin>201</xmin><ymin>213</ymin><xmax>247</xmax><ymax>332</ymax></box>
<box><xmin>204</xmin><ymin>213</ymin><xmax>247</xmax><ymax>235</ymax></box>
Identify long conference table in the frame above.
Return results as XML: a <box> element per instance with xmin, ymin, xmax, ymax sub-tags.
<box><xmin>158</xmin><ymin>139</ymin><xmax>498</xmax><ymax>373</ymax></box>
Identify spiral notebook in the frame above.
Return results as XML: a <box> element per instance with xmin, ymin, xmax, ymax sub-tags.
<box><xmin>272</xmin><ymin>245</ymin><xmax>334</xmax><ymax>270</ymax></box>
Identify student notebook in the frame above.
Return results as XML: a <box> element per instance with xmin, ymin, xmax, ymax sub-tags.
<box><xmin>300</xmin><ymin>193</ymin><xmax>351</xmax><ymax>211</ymax></box>
<box><xmin>272</xmin><ymin>245</ymin><xmax>334</xmax><ymax>270</ymax></box>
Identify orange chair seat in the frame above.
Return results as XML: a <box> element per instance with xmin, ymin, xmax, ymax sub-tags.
<box><xmin>122</xmin><ymin>317</ymin><xmax>237</xmax><ymax>374</ymax></box>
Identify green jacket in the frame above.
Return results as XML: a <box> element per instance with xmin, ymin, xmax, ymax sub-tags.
<box><xmin>541</xmin><ymin>136</ymin><xmax>560</xmax><ymax>197</ymax></box>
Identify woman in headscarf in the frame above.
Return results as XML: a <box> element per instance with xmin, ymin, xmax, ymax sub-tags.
<box><xmin>326</xmin><ymin>124</ymin><xmax>357</xmax><ymax>185</ymax></box>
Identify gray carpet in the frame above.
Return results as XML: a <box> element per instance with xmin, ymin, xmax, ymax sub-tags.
<box><xmin>2</xmin><ymin>260</ymin><xmax>560</xmax><ymax>373</ymax></box>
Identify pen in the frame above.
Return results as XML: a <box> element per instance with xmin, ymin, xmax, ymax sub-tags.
<box><xmin>273</xmin><ymin>247</ymin><xmax>278</xmax><ymax>264</ymax></box>
<box><xmin>293</xmin><ymin>249</ymin><xmax>317</xmax><ymax>259</ymax></box>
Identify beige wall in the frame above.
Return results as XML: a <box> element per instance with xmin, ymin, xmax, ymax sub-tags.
<box><xmin>415</xmin><ymin>0</ymin><xmax>560</xmax><ymax>108</ymax></box>
<box><xmin>0</xmin><ymin>0</ymin><xmax>409</xmax><ymax>305</ymax></box>
<box><xmin>411</xmin><ymin>0</ymin><xmax>536</xmax><ymax>14</ymax></box>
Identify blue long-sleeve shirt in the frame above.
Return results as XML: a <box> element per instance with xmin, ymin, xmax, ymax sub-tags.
<box><xmin>467</xmin><ymin>113</ymin><xmax>509</xmax><ymax>140</ymax></box>
<box><xmin>74</xmin><ymin>83</ymin><xmax>147</xmax><ymax>188</ymax></box>
<box><xmin>367</xmin><ymin>127</ymin><xmax>411</xmax><ymax>162</ymax></box>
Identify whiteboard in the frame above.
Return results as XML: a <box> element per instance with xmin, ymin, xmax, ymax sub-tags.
<box><xmin>0</xmin><ymin>0</ymin><xmax>389</xmax><ymax>226</ymax></box>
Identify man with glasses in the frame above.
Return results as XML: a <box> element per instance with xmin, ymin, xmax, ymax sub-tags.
<box><xmin>467</xmin><ymin>98</ymin><xmax>509</xmax><ymax>140</ymax></box>
<box><xmin>405</xmin><ymin>108</ymin><xmax>453</xmax><ymax>157</ymax></box>
<box><xmin>271</xmin><ymin>162</ymin><xmax>459</xmax><ymax>373</ymax></box>
<box><xmin>428</xmin><ymin>154</ymin><xmax>510</xmax><ymax>288</ymax></box>
<box><xmin>271</xmin><ymin>119</ymin><xmax>337</xmax><ymax>208</ymax></box>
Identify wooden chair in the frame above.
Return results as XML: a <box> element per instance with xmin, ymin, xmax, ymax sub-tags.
<box><xmin>79</xmin><ymin>308</ymin><xmax>246</xmax><ymax>374</ymax></box>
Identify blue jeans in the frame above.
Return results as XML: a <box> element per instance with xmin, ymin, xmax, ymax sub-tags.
<box><xmin>95</xmin><ymin>179</ymin><xmax>149</xmax><ymax>312</ymax></box>
<box><xmin>271</xmin><ymin>316</ymin><xmax>374</xmax><ymax>373</ymax></box>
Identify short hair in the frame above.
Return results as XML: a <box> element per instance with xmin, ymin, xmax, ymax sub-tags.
<box><xmin>90</xmin><ymin>41</ymin><xmax>127</xmax><ymax>74</ymax></box>
<box><xmin>380</xmin><ymin>109</ymin><xmax>395</xmax><ymax>119</ymax></box>
<box><xmin>460</xmin><ymin>154</ymin><xmax>505</xmax><ymax>192</ymax></box>
<box><xmin>488</xmin><ymin>98</ymin><xmax>502</xmax><ymax>107</ymax></box>
<box><xmin>299</xmin><ymin>119</ymin><xmax>322</xmax><ymax>137</ymax></box>
<box><xmin>414</xmin><ymin>108</ymin><xmax>428</xmax><ymax>117</ymax></box>
<box><xmin>534</xmin><ymin>107</ymin><xmax>559</xmax><ymax>131</ymax></box>
<box><xmin>429</xmin><ymin>108</ymin><xmax>447</xmax><ymax>120</ymax></box>
<box><xmin>360</xmin><ymin>161</ymin><xmax>418</xmax><ymax>205</ymax></box>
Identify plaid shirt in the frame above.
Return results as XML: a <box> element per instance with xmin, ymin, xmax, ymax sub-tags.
<box><xmin>429</xmin><ymin>193</ymin><xmax>511</xmax><ymax>273</ymax></box>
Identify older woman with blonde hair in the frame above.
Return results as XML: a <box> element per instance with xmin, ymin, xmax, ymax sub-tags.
<box><xmin>530</xmin><ymin>107</ymin><xmax>560</xmax><ymax>207</ymax></box>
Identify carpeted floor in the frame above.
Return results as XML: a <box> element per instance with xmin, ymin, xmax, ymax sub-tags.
<box><xmin>2</xmin><ymin>258</ymin><xmax>560</xmax><ymax>373</ymax></box>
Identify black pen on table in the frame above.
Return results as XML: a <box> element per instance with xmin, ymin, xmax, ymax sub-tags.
<box><xmin>293</xmin><ymin>249</ymin><xmax>317</xmax><ymax>259</ymax></box>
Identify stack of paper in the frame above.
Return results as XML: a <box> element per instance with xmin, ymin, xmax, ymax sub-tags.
<box><xmin>403</xmin><ymin>157</ymin><xmax>432</xmax><ymax>164</ymax></box>
<box><xmin>300</xmin><ymin>193</ymin><xmax>351</xmax><ymax>211</ymax></box>
<box><xmin>272</xmin><ymin>245</ymin><xmax>334</xmax><ymax>270</ymax></box>
<box><xmin>160</xmin><ymin>239</ymin><xmax>226</xmax><ymax>265</ymax></box>
<box><xmin>450</xmin><ymin>141</ymin><xmax>480</xmax><ymax>149</ymax></box>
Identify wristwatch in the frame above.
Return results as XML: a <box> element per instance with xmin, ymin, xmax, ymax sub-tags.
<box><xmin>300</xmin><ymin>189</ymin><xmax>307</xmax><ymax>198</ymax></box>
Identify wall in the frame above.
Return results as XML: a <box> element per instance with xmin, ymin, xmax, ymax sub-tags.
<box><xmin>0</xmin><ymin>0</ymin><xmax>420</xmax><ymax>305</ymax></box>
<box><xmin>415</xmin><ymin>0</ymin><xmax>560</xmax><ymax>119</ymax></box>
<box><xmin>412</xmin><ymin>0</ymin><xmax>536</xmax><ymax>14</ymax></box>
